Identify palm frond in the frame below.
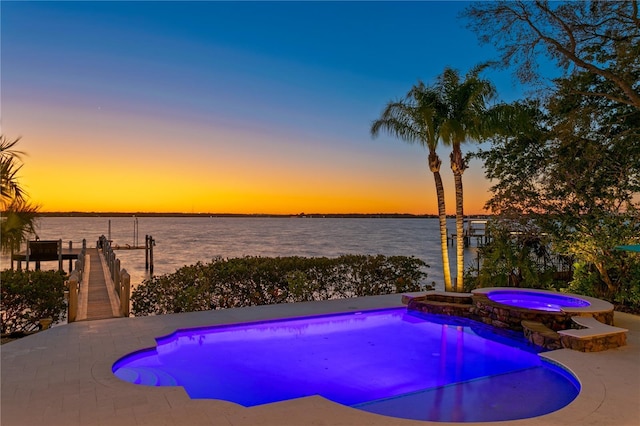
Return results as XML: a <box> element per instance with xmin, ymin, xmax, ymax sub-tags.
<box><xmin>371</xmin><ymin>81</ymin><xmax>450</xmax><ymax>152</ymax></box>
<box><xmin>0</xmin><ymin>135</ymin><xmax>26</xmax><ymax>161</ymax></box>
<box><xmin>0</xmin><ymin>135</ymin><xmax>28</xmax><ymax>208</ymax></box>
<box><xmin>1</xmin><ymin>200</ymin><xmax>40</xmax><ymax>254</ymax></box>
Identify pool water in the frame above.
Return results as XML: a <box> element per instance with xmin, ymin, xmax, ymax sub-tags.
<box><xmin>113</xmin><ymin>308</ymin><xmax>579</xmax><ymax>422</ymax></box>
<box><xmin>487</xmin><ymin>290</ymin><xmax>591</xmax><ymax>312</ymax></box>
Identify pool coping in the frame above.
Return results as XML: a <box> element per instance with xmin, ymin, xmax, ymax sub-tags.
<box><xmin>2</xmin><ymin>293</ymin><xmax>639</xmax><ymax>425</ymax></box>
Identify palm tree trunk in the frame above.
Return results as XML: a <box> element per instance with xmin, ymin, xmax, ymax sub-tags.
<box><xmin>451</xmin><ymin>147</ymin><xmax>466</xmax><ymax>292</ymax></box>
<box><xmin>428</xmin><ymin>150</ymin><xmax>453</xmax><ymax>291</ymax></box>
<box><xmin>454</xmin><ymin>173</ymin><xmax>464</xmax><ymax>291</ymax></box>
<box><xmin>433</xmin><ymin>170</ymin><xmax>453</xmax><ymax>291</ymax></box>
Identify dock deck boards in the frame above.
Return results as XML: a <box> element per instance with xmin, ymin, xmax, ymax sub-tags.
<box><xmin>80</xmin><ymin>248</ymin><xmax>119</xmax><ymax>321</ymax></box>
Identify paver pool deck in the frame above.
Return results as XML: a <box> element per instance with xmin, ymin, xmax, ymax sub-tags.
<box><xmin>2</xmin><ymin>294</ymin><xmax>639</xmax><ymax>425</ymax></box>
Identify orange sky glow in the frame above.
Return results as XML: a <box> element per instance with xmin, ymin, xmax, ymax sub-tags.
<box><xmin>3</xmin><ymin>2</ymin><xmax>506</xmax><ymax>216</ymax></box>
<box><xmin>10</xmin><ymin>99</ymin><xmax>494</xmax><ymax>216</ymax></box>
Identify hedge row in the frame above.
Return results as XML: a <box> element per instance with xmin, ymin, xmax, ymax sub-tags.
<box><xmin>131</xmin><ymin>255</ymin><xmax>429</xmax><ymax>316</ymax></box>
<box><xmin>1</xmin><ymin>269</ymin><xmax>67</xmax><ymax>334</ymax></box>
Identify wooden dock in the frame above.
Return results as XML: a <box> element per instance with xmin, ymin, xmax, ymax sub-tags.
<box><xmin>11</xmin><ymin>247</ymin><xmax>83</xmax><ymax>272</ymax></box>
<box><xmin>77</xmin><ymin>247</ymin><xmax>120</xmax><ymax>321</ymax></box>
<box><xmin>12</xmin><ymin>244</ymin><xmax>120</xmax><ymax>321</ymax></box>
<box><xmin>11</xmin><ymin>236</ymin><xmax>148</xmax><ymax>322</ymax></box>
<box><xmin>448</xmin><ymin>218</ymin><xmax>491</xmax><ymax>247</ymax></box>
<box><xmin>11</xmin><ymin>243</ymin><xmax>121</xmax><ymax>321</ymax></box>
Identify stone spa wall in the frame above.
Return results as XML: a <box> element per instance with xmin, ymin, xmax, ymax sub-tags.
<box><xmin>470</xmin><ymin>293</ymin><xmax>614</xmax><ymax>332</ymax></box>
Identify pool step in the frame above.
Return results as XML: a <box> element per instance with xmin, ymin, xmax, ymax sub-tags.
<box><xmin>114</xmin><ymin>367</ymin><xmax>179</xmax><ymax>386</ymax></box>
<box><xmin>558</xmin><ymin>316</ymin><xmax>627</xmax><ymax>352</ymax></box>
<box><xmin>522</xmin><ymin>316</ymin><xmax>627</xmax><ymax>352</ymax></box>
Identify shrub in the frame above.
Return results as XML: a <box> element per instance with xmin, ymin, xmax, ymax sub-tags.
<box><xmin>132</xmin><ymin>255</ymin><xmax>429</xmax><ymax>316</ymax></box>
<box><xmin>1</xmin><ymin>269</ymin><xmax>67</xmax><ymax>334</ymax></box>
<box><xmin>471</xmin><ymin>224</ymin><xmax>571</xmax><ymax>291</ymax></box>
<box><xmin>568</xmin><ymin>256</ymin><xmax>640</xmax><ymax>312</ymax></box>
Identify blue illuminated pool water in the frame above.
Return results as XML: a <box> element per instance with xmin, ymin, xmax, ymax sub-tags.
<box><xmin>113</xmin><ymin>308</ymin><xmax>579</xmax><ymax>422</ymax></box>
<box><xmin>487</xmin><ymin>290</ymin><xmax>591</xmax><ymax>312</ymax></box>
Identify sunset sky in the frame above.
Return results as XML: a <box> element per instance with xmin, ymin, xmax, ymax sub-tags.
<box><xmin>2</xmin><ymin>1</ymin><xmax>546</xmax><ymax>215</ymax></box>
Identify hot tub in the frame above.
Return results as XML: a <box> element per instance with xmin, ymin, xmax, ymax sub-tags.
<box><xmin>484</xmin><ymin>289</ymin><xmax>591</xmax><ymax>312</ymax></box>
<box><xmin>471</xmin><ymin>288</ymin><xmax>614</xmax><ymax>331</ymax></box>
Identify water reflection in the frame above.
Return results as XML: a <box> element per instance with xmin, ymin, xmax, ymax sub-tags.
<box><xmin>1</xmin><ymin>216</ymin><xmax>480</xmax><ymax>290</ymax></box>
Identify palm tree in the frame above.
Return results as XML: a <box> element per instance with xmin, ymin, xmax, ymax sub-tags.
<box><xmin>436</xmin><ymin>66</ymin><xmax>496</xmax><ymax>291</ymax></box>
<box><xmin>371</xmin><ymin>82</ymin><xmax>454</xmax><ymax>291</ymax></box>
<box><xmin>1</xmin><ymin>135</ymin><xmax>39</xmax><ymax>256</ymax></box>
<box><xmin>1</xmin><ymin>200</ymin><xmax>39</xmax><ymax>256</ymax></box>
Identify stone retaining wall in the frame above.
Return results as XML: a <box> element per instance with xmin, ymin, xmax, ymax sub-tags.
<box><xmin>471</xmin><ymin>294</ymin><xmax>574</xmax><ymax>331</ymax></box>
<box><xmin>522</xmin><ymin>320</ymin><xmax>563</xmax><ymax>350</ymax></box>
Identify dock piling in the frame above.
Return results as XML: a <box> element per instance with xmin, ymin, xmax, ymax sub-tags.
<box><xmin>68</xmin><ymin>272</ymin><xmax>79</xmax><ymax>323</ymax></box>
<box><xmin>149</xmin><ymin>236</ymin><xmax>154</xmax><ymax>274</ymax></box>
<box><xmin>68</xmin><ymin>241</ymin><xmax>73</xmax><ymax>272</ymax></box>
<box><xmin>114</xmin><ymin>258</ymin><xmax>121</xmax><ymax>296</ymax></box>
<box><xmin>145</xmin><ymin>234</ymin><xmax>155</xmax><ymax>274</ymax></box>
<box><xmin>120</xmin><ymin>269</ymin><xmax>130</xmax><ymax>317</ymax></box>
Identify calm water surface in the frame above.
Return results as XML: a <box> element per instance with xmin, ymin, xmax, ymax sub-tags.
<box><xmin>1</xmin><ymin>216</ymin><xmax>479</xmax><ymax>290</ymax></box>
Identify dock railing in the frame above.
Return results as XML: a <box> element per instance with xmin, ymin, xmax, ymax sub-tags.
<box><xmin>66</xmin><ymin>239</ymin><xmax>87</xmax><ymax>323</ymax></box>
<box><xmin>98</xmin><ymin>235</ymin><xmax>131</xmax><ymax>317</ymax></box>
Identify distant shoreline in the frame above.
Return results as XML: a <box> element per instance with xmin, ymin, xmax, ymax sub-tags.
<box><xmin>33</xmin><ymin>212</ymin><xmax>492</xmax><ymax>219</ymax></box>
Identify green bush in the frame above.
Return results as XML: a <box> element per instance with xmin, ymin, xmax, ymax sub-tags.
<box><xmin>131</xmin><ymin>255</ymin><xmax>429</xmax><ymax>316</ymax></box>
<box><xmin>467</xmin><ymin>222</ymin><xmax>578</xmax><ymax>292</ymax></box>
<box><xmin>568</xmin><ymin>256</ymin><xmax>640</xmax><ymax>312</ymax></box>
<box><xmin>1</xmin><ymin>269</ymin><xmax>67</xmax><ymax>334</ymax></box>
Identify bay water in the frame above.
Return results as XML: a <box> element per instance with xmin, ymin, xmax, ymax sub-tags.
<box><xmin>1</xmin><ymin>216</ymin><xmax>480</xmax><ymax>291</ymax></box>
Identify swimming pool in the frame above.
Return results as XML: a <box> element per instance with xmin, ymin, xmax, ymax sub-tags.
<box><xmin>113</xmin><ymin>308</ymin><xmax>579</xmax><ymax>422</ymax></box>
